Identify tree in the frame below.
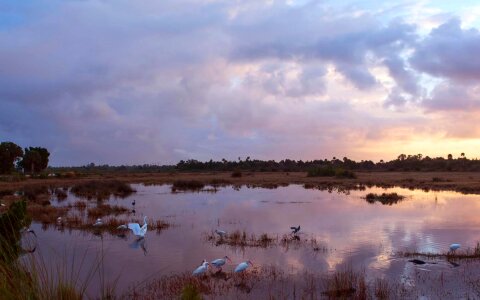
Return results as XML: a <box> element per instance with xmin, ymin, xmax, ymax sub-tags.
<box><xmin>447</xmin><ymin>153</ymin><xmax>453</xmax><ymax>160</ymax></box>
<box><xmin>19</xmin><ymin>147</ymin><xmax>50</xmax><ymax>174</ymax></box>
<box><xmin>0</xmin><ymin>142</ymin><xmax>23</xmax><ymax>174</ymax></box>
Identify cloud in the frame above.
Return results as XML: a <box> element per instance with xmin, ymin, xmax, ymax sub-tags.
<box><xmin>411</xmin><ymin>18</ymin><xmax>480</xmax><ymax>82</ymax></box>
<box><xmin>1</xmin><ymin>0</ymin><xmax>480</xmax><ymax>165</ymax></box>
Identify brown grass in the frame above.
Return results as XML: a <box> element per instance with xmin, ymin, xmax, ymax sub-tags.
<box><xmin>87</xmin><ymin>204</ymin><xmax>129</xmax><ymax>218</ymax></box>
<box><xmin>70</xmin><ymin>180</ymin><xmax>135</xmax><ymax>200</ymax></box>
<box><xmin>129</xmin><ymin>265</ymin><xmax>412</xmax><ymax>299</ymax></box>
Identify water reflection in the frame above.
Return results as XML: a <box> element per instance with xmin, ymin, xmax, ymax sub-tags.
<box><xmin>28</xmin><ymin>184</ymin><xmax>480</xmax><ymax>296</ymax></box>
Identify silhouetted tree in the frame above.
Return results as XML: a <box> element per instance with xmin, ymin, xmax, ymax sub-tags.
<box><xmin>448</xmin><ymin>154</ymin><xmax>453</xmax><ymax>160</ymax></box>
<box><xmin>19</xmin><ymin>147</ymin><xmax>50</xmax><ymax>174</ymax></box>
<box><xmin>0</xmin><ymin>142</ymin><xmax>23</xmax><ymax>174</ymax></box>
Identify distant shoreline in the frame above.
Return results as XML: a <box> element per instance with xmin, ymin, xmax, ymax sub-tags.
<box><xmin>2</xmin><ymin>171</ymin><xmax>480</xmax><ymax>195</ymax></box>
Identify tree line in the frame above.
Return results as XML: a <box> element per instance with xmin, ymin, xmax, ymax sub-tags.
<box><xmin>48</xmin><ymin>153</ymin><xmax>480</xmax><ymax>174</ymax></box>
<box><xmin>0</xmin><ymin>142</ymin><xmax>50</xmax><ymax>174</ymax></box>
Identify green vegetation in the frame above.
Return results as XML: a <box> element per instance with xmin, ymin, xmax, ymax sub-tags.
<box><xmin>307</xmin><ymin>166</ymin><xmax>357</xmax><ymax>179</ymax></box>
<box><xmin>0</xmin><ymin>142</ymin><xmax>23</xmax><ymax>175</ymax></box>
<box><xmin>365</xmin><ymin>193</ymin><xmax>405</xmax><ymax>205</ymax></box>
<box><xmin>19</xmin><ymin>147</ymin><xmax>50</xmax><ymax>174</ymax></box>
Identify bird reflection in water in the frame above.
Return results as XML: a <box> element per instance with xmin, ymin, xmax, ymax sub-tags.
<box><xmin>129</xmin><ymin>237</ymin><xmax>147</xmax><ymax>255</ymax></box>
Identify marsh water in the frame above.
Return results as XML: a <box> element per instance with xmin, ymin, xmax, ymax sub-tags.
<box><xmin>24</xmin><ymin>184</ymin><xmax>480</xmax><ymax>298</ymax></box>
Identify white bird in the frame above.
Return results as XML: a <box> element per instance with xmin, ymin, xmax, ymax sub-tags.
<box><xmin>117</xmin><ymin>224</ymin><xmax>128</xmax><ymax>230</ymax></box>
<box><xmin>450</xmin><ymin>243</ymin><xmax>461</xmax><ymax>253</ymax></box>
<box><xmin>234</xmin><ymin>261</ymin><xmax>253</xmax><ymax>273</ymax></box>
<box><xmin>127</xmin><ymin>216</ymin><xmax>148</xmax><ymax>237</ymax></box>
<box><xmin>56</xmin><ymin>217</ymin><xmax>63</xmax><ymax>224</ymax></box>
<box><xmin>93</xmin><ymin>218</ymin><xmax>103</xmax><ymax>227</ymax></box>
<box><xmin>215</xmin><ymin>229</ymin><xmax>227</xmax><ymax>238</ymax></box>
<box><xmin>0</xmin><ymin>203</ymin><xmax>5</xmax><ymax>207</ymax></box>
<box><xmin>193</xmin><ymin>261</ymin><xmax>209</xmax><ymax>276</ymax></box>
<box><xmin>211</xmin><ymin>256</ymin><xmax>231</xmax><ymax>270</ymax></box>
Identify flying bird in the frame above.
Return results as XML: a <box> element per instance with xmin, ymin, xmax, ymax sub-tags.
<box><xmin>291</xmin><ymin>225</ymin><xmax>300</xmax><ymax>235</ymax></box>
<box><xmin>127</xmin><ymin>216</ymin><xmax>148</xmax><ymax>238</ymax></box>
<box><xmin>193</xmin><ymin>261</ymin><xmax>209</xmax><ymax>276</ymax></box>
<box><xmin>234</xmin><ymin>261</ymin><xmax>253</xmax><ymax>273</ymax></box>
<box><xmin>211</xmin><ymin>256</ymin><xmax>231</xmax><ymax>270</ymax></box>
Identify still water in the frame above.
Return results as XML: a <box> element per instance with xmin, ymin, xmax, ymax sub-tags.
<box><xmin>26</xmin><ymin>184</ymin><xmax>480</xmax><ymax>297</ymax></box>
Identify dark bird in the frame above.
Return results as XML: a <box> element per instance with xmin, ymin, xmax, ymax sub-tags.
<box><xmin>290</xmin><ymin>225</ymin><xmax>300</xmax><ymax>235</ymax></box>
<box><xmin>132</xmin><ymin>199</ymin><xmax>136</xmax><ymax>206</ymax></box>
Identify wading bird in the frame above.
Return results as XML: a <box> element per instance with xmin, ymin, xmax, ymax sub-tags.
<box><xmin>211</xmin><ymin>256</ymin><xmax>231</xmax><ymax>270</ymax></box>
<box><xmin>193</xmin><ymin>261</ymin><xmax>209</xmax><ymax>276</ymax></box>
<box><xmin>93</xmin><ymin>218</ymin><xmax>103</xmax><ymax>227</ymax></box>
<box><xmin>450</xmin><ymin>243</ymin><xmax>461</xmax><ymax>253</ymax></box>
<box><xmin>132</xmin><ymin>199</ymin><xmax>136</xmax><ymax>206</ymax></box>
<box><xmin>234</xmin><ymin>261</ymin><xmax>253</xmax><ymax>273</ymax></box>
<box><xmin>215</xmin><ymin>229</ymin><xmax>227</xmax><ymax>238</ymax></box>
<box><xmin>291</xmin><ymin>225</ymin><xmax>300</xmax><ymax>235</ymax></box>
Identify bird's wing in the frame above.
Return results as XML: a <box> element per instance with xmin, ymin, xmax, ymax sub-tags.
<box><xmin>290</xmin><ymin>227</ymin><xmax>296</xmax><ymax>230</ymax></box>
<box><xmin>235</xmin><ymin>262</ymin><xmax>247</xmax><ymax>272</ymax></box>
<box><xmin>128</xmin><ymin>223</ymin><xmax>142</xmax><ymax>236</ymax></box>
<box><xmin>193</xmin><ymin>266</ymin><xmax>204</xmax><ymax>275</ymax></box>
<box><xmin>211</xmin><ymin>259</ymin><xmax>222</xmax><ymax>265</ymax></box>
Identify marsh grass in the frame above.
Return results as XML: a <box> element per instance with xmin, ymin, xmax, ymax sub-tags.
<box><xmin>400</xmin><ymin>242</ymin><xmax>480</xmax><ymax>260</ymax></box>
<box><xmin>364</xmin><ymin>192</ymin><xmax>405</xmax><ymax>205</ymax></box>
<box><xmin>205</xmin><ymin>230</ymin><xmax>276</xmax><ymax>248</ymax></box>
<box><xmin>171</xmin><ymin>180</ymin><xmax>205</xmax><ymax>192</ymax></box>
<box><xmin>205</xmin><ymin>230</ymin><xmax>327</xmax><ymax>252</ymax></box>
<box><xmin>71</xmin><ymin>180</ymin><xmax>135</xmax><ymax>200</ymax></box>
<box><xmin>132</xmin><ymin>265</ymin><xmax>408</xmax><ymax>299</ymax></box>
<box><xmin>87</xmin><ymin>204</ymin><xmax>129</xmax><ymax>218</ymax></box>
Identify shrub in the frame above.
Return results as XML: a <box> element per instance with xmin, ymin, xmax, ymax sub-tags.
<box><xmin>365</xmin><ymin>193</ymin><xmax>405</xmax><ymax>205</ymax></box>
<box><xmin>307</xmin><ymin>166</ymin><xmax>336</xmax><ymax>177</ymax></box>
<box><xmin>334</xmin><ymin>169</ymin><xmax>357</xmax><ymax>179</ymax></box>
<box><xmin>71</xmin><ymin>180</ymin><xmax>135</xmax><ymax>200</ymax></box>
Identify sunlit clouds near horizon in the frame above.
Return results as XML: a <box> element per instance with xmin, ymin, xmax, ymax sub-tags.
<box><xmin>1</xmin><ymin>0</ymin><xmax>480</xmax><ymax>165</ymax></box>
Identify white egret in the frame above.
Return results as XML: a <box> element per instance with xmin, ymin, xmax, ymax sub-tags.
<box><xmin>450</xmin><ymin>243</ymin><xmax>461</xmax><ymax>253</ymax></box>
<box><xmin>93</xmin><ymin>218</ymin><xmax>103</xmax><ymax>227</ymax></box>
<box><xmin>56</xmin><ymin>217</ymin><xmax>63</xmax><ymax>225</ymax></box>
<box><xmin>211</xmin><ymin>256</ymin><xmax>231</xmax><ymax>270</ymax></box>
<box><xmin>127</xmin><ymin>216</ymin><xmax>148</xmax><ymax>237</ymax></box>
<box><xmin>291</xmin><ymin>225</ymin><xmax>300</xmax><ymax>235</ymax></box>
<box><xmin>117</xmin><ymin>224</ymin><xmax>128</xmax><ymax>230</ymax></box>
<box><xmin>215</xmin><ymin>229</ymin><xmax>226</xmax><ymax>238</ymax></box>
<box><xmin>193</xmin><ymin>261</ymin><xmax>209</xmax><ymax>276</ymax></box>
<box><xmin>1</xmin><ymin>203</ymin><xmax>5</xmax><ymax>207</ymax></box>
<box><xmin>234</xmin><ymin>261</ymin><xmax>253</xmax><ymax>273</ymax></box>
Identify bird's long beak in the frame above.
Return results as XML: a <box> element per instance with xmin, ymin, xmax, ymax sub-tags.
<box><xmin>226</xmin><ymin>256</ymin><xmax>232</xmax><ymax>262</ymax></box>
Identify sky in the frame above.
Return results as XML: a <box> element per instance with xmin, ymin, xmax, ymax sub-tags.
<box><xmin>1</xmin><ymin>0</ymin><xmax>480</xmax><ymax>166</ymax></box>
